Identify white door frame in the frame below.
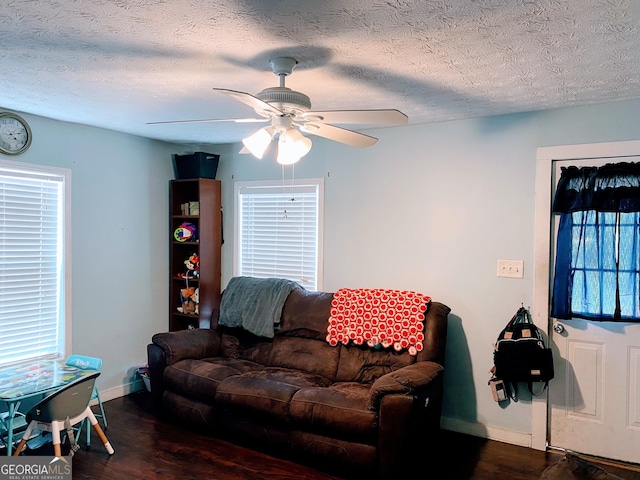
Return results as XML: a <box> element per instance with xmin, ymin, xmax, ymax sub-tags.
<box><xmin>532</xmin><ymin>139</ymin><xmax>640</xmax><ymax>451</ymax></box>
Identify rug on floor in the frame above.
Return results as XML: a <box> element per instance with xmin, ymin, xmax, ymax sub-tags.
<box><xmin>540</xmin><ymin>454</ymin><xmax>626</xmax><ymax>480</ymax></box>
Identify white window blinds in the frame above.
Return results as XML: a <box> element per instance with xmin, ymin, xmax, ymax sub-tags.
<box><xmin>236</xmin><ymin>180</ymin><xmax>323</xmax><ymax>291</ymax></box>
<box><xmin>0</xmin><ymin>163</ymin><xmax>65</xmax><ymax>365</ymax></box>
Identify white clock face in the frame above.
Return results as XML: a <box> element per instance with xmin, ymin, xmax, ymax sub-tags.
<box><xmin>0</xmin><ymin>113</ymin><xmax>31</xmax><ymax>155</ymax></box>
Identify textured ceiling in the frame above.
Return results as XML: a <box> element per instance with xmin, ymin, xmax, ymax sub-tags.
<box><xmin>2</xmin><ymin>0</ymin><xmax>640</xmax><ymax>146</ymax></box>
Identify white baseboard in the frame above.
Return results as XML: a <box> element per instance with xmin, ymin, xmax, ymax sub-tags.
<box><xmin>92</xmin><ymin>378</ymin><xmax>146</xmax><ymax>405</ymax></box>
<box><xmin>441</xmin><ymin>416</ymin><xmax>532</xmax><ymax>448</ymax></box>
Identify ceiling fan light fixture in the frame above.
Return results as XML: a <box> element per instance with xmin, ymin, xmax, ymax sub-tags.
<box><xmin>242</xmin><ymin>126</ymin><xmax>275</xmax><ymax>159</ymax></box>
<box><xmin>276</xmin><ymin>149</ymin><xmax>302</xmax><ymax>165</ymax></box>
<box><xmin>277</xmin><ymin>128</ymin><xmax>312</xmax><ymax>165</ymax></box>
<box><xmin>152</xmin><ymin>57</ymin><xmax>408</xmax><ymax>158</ymax></box>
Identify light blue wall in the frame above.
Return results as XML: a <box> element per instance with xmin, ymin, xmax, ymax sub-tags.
<box><xmin>6</xmin><ymin>97</ymin><xmax>640</xmax><ymax>441</ymax></box>
<box><xmin>0</xmin><ymin>113</ymin><xmax>191</xmax><ymax>398</ymax></box>
<box><xmin>208</xmin><ymin>98</ymin><xmax>640</xmax><ymax>438</ymax></box>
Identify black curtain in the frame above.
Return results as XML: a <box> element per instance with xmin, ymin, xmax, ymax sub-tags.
<box><xmin>552</xmin><ymin>161</ymin><xmax>640</xmax><ymax>321</ymax></box>
<box><xmin>553</xmin><ymin>161</ymin><xmax>640</xmax><ymax>214</ymax></box>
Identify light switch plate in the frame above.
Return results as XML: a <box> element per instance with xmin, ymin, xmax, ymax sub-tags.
<box><xmin>497</xmin><ymin>259</ymin><xmax>524</xmax><ymax>279</ymax></box>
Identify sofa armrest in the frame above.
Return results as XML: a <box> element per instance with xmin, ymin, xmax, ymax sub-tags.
<box><xmin>147</xmin><ymin>329</ymin><xmax>222</xmax><ymax>410</ymax></box>
<box><xmin>151</xmin><ymin>328</ymin><xmax>221</xmax><ymax>366</ymax></box>
<box><xmin>368</xmin><ymin>361</ymin><xmax>443</xmax><ymax>410</ymax></box>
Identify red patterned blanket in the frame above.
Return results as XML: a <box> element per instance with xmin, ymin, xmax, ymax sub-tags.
<box><xmin>326</xmin><ymin>288</ymin><xmax>431</xmax><ymax>356</ymax></box>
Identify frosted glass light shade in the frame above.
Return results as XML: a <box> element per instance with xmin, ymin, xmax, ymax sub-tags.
<box><xmin>242</xmin><ymin>127</ymin><xmax>274</xmax><ymax>159</ymax></box>
<box><xmin>277</xmin><ymin>128</ymin><xmax>312</xmax><ymax>165</ymax></box>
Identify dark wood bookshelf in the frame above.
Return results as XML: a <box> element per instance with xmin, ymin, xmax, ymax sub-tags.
<box><xmin>169</xmin><ymin>179</ymin><xmax>221</xmax><ymax>331</ymax></box>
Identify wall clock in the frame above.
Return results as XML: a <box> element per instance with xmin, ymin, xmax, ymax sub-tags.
<box><xmin>0</xmin><ymin>112</ymin><xmax>32</xmax><ymax>155</ymax></box>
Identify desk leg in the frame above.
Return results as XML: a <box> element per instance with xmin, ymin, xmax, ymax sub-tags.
<box><xmin>5</xmin><ymin>401</ymin><xmax>21</xmax><ymax>456</ymax></box>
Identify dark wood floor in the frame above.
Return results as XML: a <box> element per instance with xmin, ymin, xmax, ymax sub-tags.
<box><xmin>11</xmin><ymin>391</ymin><xmax>640</xmax><ymax>479</ymax></box>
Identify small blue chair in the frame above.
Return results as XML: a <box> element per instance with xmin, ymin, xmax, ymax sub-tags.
<box><xmin>65</xmin><ymin>355</ymin><xmax>108</xmax><ymax>447</ymax></box>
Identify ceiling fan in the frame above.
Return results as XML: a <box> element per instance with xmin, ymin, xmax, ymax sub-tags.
<box><xmin>148</xmin><ymin>57</ymin><xmax>408</xmax><ymax>164</ymax></box>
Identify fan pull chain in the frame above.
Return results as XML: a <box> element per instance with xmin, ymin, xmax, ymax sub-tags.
<box><xmin>281</xmin><ymin>164</ymin><xmax>288</xmax><ymax>218</ymax></box>
<box><xmin>281</xmin><ymin>163</ymin><xmax>296</xmax><ymax>218</ymax></box>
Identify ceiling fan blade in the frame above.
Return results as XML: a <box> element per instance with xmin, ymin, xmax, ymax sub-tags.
<box><xmin>213</xmin><ymin>88</ymin><xmax>283</xmax><ymax>117</ymax></box>
<box><xmin>300</xmin><ymin>123</ymin><xmax>378</xmax><ymax>148</ymax></box>
<box><xmin>147</xmin><ymin>117</ymin><xmax>268</xmax><ymax>125</ymax></box>
<box><xmin>301</xmin><ymin>109</ymin><xmax>408</xmax><ymax>125</ymax></box>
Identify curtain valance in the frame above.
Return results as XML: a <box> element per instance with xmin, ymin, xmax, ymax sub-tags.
<box><xmin>552</xmin><ymin>161</ymin><xmax>640</xmax><ymax>213</ymax></box>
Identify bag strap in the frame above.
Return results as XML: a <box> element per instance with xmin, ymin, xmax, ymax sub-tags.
<box><xmin>522</xmin><ymin>308</ymin><xmax>547</xmax><ymax>343</ymax></box>
<box><xmin>506</xmin><ymin>306</ymin><xmax>546</xmax><ymax>344</ymax></box>
<box><xmin>507</xmin><ymin>381</ymin><xmax>517</xmax><ymax>400</ymax></box>
<box><xmin>503</xmin><ymin>306</ymin><xmax>531</xmax><ymax>329</ymax></box>
<box><xmin>503</xmin><ymin>308</ymin><xmax>523</xmax><ymax>330</ymax></box>
<box><xmin>513</xmin><ymin>306</ymin><xmax>533</xmax><ymax>324</ymax></box>
<box><xmin>528</xmin><ymin>381</ymin><xmax>549</xmax><ymax>396</ymax></box>
<box><xmin>498</xmin><ymin>307</ymin><xmax>533</xmax><ymax>343</ymax></box>
<box><xmin>508</xmin><ymin>381</ymin><xmax>549</xmax><ymax>400</ymax></box>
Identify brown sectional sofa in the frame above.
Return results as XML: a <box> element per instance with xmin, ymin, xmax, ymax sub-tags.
<box><xmin>147</xmin><ymin>285</ymin><xmax>450</xmax><ymax>478</ymax></box>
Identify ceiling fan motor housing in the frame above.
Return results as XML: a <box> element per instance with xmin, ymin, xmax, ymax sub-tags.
<box><xmin>257</xmin><ymin>87</ymin><xmax>311</xmax><ymax>116</ymax></box>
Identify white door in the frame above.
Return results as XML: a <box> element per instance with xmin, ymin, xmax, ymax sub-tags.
<box><xmin>547</xmin><ymin>155</ymin><xmax>640</xmax><ymax>464</ymax></box>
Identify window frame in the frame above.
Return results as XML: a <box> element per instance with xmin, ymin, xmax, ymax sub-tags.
<box><xmin>233</xmin><ymin>178</ymin><xmax>324</xmax><ymax>291</ymax></box>
<box><xmin>0</xmin><ymin>159</ymin><xmax>71</xmax><ymax>366</ymax></box>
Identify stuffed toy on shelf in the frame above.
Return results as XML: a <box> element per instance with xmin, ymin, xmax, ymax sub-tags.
<box><xmin>177</xmin><ymin>286</ymin><xmax>196</xmax><ymax>314</ymax></box>
<box><xmin>192</xmin><ymin>287</ymin><xmax>199</xmax><ymax>315</ymax></box>
<box><xmin>177</xmin><ymin>253</ymin><xmax>199</xmax><ymax>279</ymax></box>
<box><xmin>176</xmin><ymin>253</ymin><xmax>200</xmax><ymax>315</ymax></box>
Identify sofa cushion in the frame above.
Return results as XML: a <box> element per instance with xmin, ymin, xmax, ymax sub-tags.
<box><xmin>279</xmin><ymin>289</ymin><xmax>333</xmax><ymax>340</ymax></box>
<box><xmin>163</xmin><ymin>357</ymin><xmax>263</xmax><ymax>403</ymax></box>
<box><xmin>290</xmin><ymin>382</ymin><xmax>377</xmax><ymax>444</ymax></box>
<box><xmin>218</xmin><ymin>330</ymin><xmax>274</xmax><ymax>362</ymax></box>
<box><xmin>268</xmin><ymin>336</ymin><xmax>339</xmax><ymax>380</ymax></box>
<box><xmin>216</xmin><ymin>367</ymin><xmax>333</xmax><ymax>420</ymax></box>
<box><xmin>335</xmin><ymin>344</ymin><xmax>415</xmax><ymax>384</ymax></box>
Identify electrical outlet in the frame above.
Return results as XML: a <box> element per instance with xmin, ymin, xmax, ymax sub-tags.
<box><xmin>497</xmin><ymin>259</ymin><xmax>524</xmax><ymax>279</ymax></box>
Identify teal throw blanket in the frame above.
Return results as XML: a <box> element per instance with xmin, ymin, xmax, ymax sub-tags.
<box><xmin>219</xmin><ymin>276</ymin><xmax>302</xmax><ymax>338</ymax></box>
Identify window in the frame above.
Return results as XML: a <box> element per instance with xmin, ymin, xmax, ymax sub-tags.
<box><xmin>234</xmin><ymin>178</ymin><xmax>323</xmax><ymax>291</ymax></box>
<box><xmin>553</xmin><ymin>210</ymin><xmax>640</xmax><ymax>320</ymax></box>
<box><xmin>552</xmin><ymin>162</ymin><xmax>640</xmax><ymax>321</ymax></box>
<box><xmin>0</xmin><ymin>160</ymin><xmax>70</xmax><ymax>365</ymax></box>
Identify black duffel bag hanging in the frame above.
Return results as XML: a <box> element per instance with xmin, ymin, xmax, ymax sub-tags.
<box><xmin>493</xmin><ymin>306</ymin><xmax>554</xmax><ymax>397</ymax></box>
